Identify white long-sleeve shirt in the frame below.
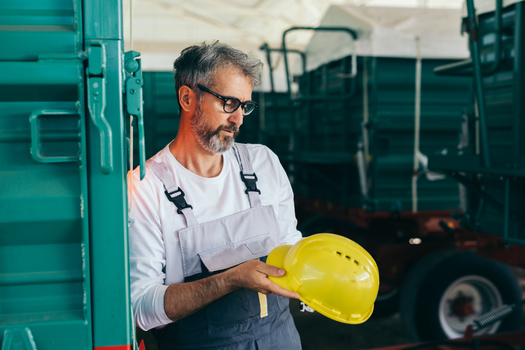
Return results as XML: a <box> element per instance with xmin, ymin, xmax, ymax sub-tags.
<box><xmin>128</xmin><ymin>142</ymin><xmax>302</xmax><ymax>331</ymax></box>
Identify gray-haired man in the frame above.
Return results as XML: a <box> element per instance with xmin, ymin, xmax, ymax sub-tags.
<box><xmin>129</xmin><ymin>41</ymin><xmax>302</xmax><ymax>349</ymax></box>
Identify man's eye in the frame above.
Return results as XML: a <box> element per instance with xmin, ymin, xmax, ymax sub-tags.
<box><xmin>224</xmin><ymin>99</ymin><xmax>239</xmax><ymax>111</ymax></box>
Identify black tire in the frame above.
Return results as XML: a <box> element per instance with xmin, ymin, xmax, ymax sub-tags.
<box><xmin>400</xmin><ymin>248</ymin><xmax>523</xmax><ymax>341</ymax></box>
<box><xmin>373</xmin><ymin>287</ymin><xmax>400</xmax><ymax>317</ymax></box>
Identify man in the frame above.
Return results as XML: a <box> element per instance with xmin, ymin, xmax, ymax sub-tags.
<box><xmin>129</xmin><ymin>41</ymin><xmax>303</xmax><ymax>349</ymax></box>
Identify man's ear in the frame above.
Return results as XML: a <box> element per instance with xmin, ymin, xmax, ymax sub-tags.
<box><xmin>178</xmin><ymin>86</ymin><xmax>196</xmax><ymax>113</ymax></box>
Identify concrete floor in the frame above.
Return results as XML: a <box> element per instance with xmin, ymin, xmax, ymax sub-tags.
<box><xmin>290</xmin><ymin>299</ymin><xmax>410</xmax><ymax>350</ymax></box>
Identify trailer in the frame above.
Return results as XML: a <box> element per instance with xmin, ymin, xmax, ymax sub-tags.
<box><xmin>260</xmin><ymin>3</ymin><xmax>525</xmax><ymax>342</ymax></box>
<box><xmin>360</xmin><ymin>0</ymin><xmax>525</xmax><ymax>348</ymax></box>
<box><xmin>0</xmin><ymin>0</ymin><xmax>144</xmax><ymax>348</ymax></box>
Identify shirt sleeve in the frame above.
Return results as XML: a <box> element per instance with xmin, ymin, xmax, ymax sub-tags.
<box><xmin>265</xmin><ymin>147</ymin><xmax>303</xmax><ymax>246</ymax></box>
<box><xmin>128</xmin><ymin>168</ymin><xmax>173</xmax><ymax>331</ymax></box>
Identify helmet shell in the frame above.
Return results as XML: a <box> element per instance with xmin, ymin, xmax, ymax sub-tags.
<box><xmin>267</xmin><ymin>233</ymin><xmax>379</xmax><ymax>324</ymax></box>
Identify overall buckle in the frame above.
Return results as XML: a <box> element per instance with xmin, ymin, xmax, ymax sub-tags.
<box><xmin>240</xmin><ymin>171</ymin><xmax>261</xmax><ymax>194</ymax></box>
<box><xmin>164</xmin><ymin>187</ymin><xmax>193</xmax><ymax>214</ymax></box>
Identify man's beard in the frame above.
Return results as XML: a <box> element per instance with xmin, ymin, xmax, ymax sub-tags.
<box><xmin>191</xmin><ymin>104</ymin><xmax>239</xmax><ymax>154</ymax></box>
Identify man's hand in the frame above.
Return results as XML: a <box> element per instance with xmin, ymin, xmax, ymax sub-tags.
<box><xmin>226</xmin><ymin>260</ymin><xmax>300</xmax><ymax>299</ymax></box>
<box><xmin>164</xmin><ymin>259</ymin><xmax>299</xmax><ymax>322</ymax></box>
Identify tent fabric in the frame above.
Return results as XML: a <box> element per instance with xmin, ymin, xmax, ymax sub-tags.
<box><xmin>304</xmin><ymin>5</ymin><xmax>470</xmax><ymax>72</ymax></box>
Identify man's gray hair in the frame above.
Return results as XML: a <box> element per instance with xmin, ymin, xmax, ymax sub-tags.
<box><xmin>173</xmin><ymin>41</ymin><xmax>263</xmax><ymax>95</ymax></box>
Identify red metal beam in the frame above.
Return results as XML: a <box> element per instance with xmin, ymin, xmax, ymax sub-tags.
<box><xmin>295</xmin><ymin>196</ymin><xmax>460</xmax><ymax>236</ymax></box>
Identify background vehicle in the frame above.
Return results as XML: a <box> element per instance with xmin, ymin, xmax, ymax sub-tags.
<box><xmin>259</xmin><ymin>2</ymin><xmax>525</xmax><ymax>343</ymax></box>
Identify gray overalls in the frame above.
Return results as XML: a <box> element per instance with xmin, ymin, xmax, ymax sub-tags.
<box><xmin>147</xmin><ymin>143</ymin><xmax>301</xmax><ymax>350</ymax></box>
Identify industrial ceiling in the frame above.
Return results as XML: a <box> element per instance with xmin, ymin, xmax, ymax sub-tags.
<box><xmin>124</xmin><ymin>0</ymin><xmax>464</xmax><ymax>75</ymax></box>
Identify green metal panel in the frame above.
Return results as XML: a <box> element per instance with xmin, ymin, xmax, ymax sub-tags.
<box><xmin>0</xmin><ymin>0</ymin><xmax>80</xmax><ymax>62</ymax></box>
<box><xmin>251</xmin><ymin>91</ymin><xmax>295</xmax><ymax>158</ymax></box>
<box><xmin>83</xmin><ymin>1</ymin><xmax>133</xmax><ymax>349</ymax></box>
<box><xmin>368</xmin><ymin>58</ymin><xmax>470</xmax><ymax>211</ymax></box>
<box><xmin>472</xmin><ymin>2</ymin><xmax>525</xmax><ymax>243</ymax></box>
<box><xmin>0</xmin><ymin>0</ymin><xmax>134</xmax><ymax>348</ymax></box>
<box><xmin>477</xmin><ymin>2</ymin><xmax>524</xmax><ymax>162</ymax></box>
<box><xmin>86</xmin><ymin>40</ymin><xmax>132</xmax><ymax>349</ymax></box>
<box><xmin>429</xmin><ymin>1</ymin><xmax>525</xmax><ymax>244</ymax></box>
<box><xmin>83</xmin><ymin>0</ymin><xmax>122</xmax><ymax>40</ymax></box>
<box><xmin>469</xmin><ymin>2</ymin><xmax>525</xmax><ymax>245</ymax></box>
<box><xmin>291</xmin><ymin>56</ymin><xmax>472</xmax><ymax>212</ymax></box>
<box><xmin>0</xmin><ymin>0</ymin><xmax>92</xmax><ymax>348</ymax></box>
<box><xmin>140</xmin><ymin>72</ymin><xmax>179</xmax><ymax>161</ymax></box>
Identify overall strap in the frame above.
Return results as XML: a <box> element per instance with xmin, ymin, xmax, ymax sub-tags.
<box><xmin>147</xmin><ymin>159</ymin><xmax>198</xmax><ymax>227</ymax></box>
<box><xmin>232</xmin><ymin>143</ymin><xmax>262</xmax><ymax>208</ymax></box>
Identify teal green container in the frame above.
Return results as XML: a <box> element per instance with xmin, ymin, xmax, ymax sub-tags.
<box><xmin>141</xmin><ymin>72</ymin><xmax>179</xmax><ymax>160</ymax></box>
<box><xmin>472</xmin><ymin>1</ymin><xmax>525</xmax><ymax>244</ymax></box>
<box><xmin>140</xmin><ymin>56</ymin><xmax>472</xmax><ymax>215</ymax></box>
<box><xmin>242</xmin><ymin>91</ymin><xmax>294</xmax><ymax>154</ymax></box>
<box><xmin>291</xmin><ymin>56</ymin><xmax>472</xmax><ymax>212</ymax></box>
<box><xmin>430</xmin><ymin>0</ymin><xmax>525</xmax><ymax>245</ymax></box>
<box><xmin>0</xmin><ymin>0</ymin><xmax>134</xmax><ymax>348</ymax></box>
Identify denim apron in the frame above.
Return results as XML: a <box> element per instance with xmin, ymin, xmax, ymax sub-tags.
<box><xmin>148</xmin><ymin>143</ymin><xmax>301</xmax><ymax>350</ymax></box>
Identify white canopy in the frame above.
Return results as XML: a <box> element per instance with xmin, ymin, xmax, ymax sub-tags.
<box><xmin>122</xmin><ymin>0</ymin><xmax>469</xmax><ymax>91</ymax></box>
<box><xmin>304</xmin><ymin>5</ymin><xmax>470</xmax><ymax>73</ymax></box>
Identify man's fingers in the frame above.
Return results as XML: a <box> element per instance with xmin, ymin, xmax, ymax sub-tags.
<box><xmin>234</xmin><ymin>260</ymin><xmax>300</xmax><ymax>298</ymax></box>
<box><xmin>267</xmin><ymin>282</ymin><xmax>300</xmax><ymax>299</ymax></box>
<box><xmin>257</xmin><ymin>261</ymin><xmax>300</xmax><ymax>298</ymax></box>
<box><xmin>258</xmin><ymin>262</ymin><xmax>285</xmax><ymax>278</ymax></box>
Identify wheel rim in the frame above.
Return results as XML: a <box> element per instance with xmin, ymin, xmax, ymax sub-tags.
<box><xmin>438</xmin><ymin>275</ymin><xmax>503</xmax><ymax>338</ymax></box>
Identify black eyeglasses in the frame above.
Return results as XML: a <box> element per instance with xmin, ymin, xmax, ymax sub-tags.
<box><xmin>197</xmin><ymin>84</ymin><xmax>258</xmax><ymax>116</ymax></box>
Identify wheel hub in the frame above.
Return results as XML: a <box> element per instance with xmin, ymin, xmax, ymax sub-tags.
<box><xmin>450</xmin><ymin>293</ymin><xmax>475</xmax><ymax>319</ymax></box>
<box><xmin>439</xmin><ymin>275</ymin><xmax>503</xmax><ymax>338</ymax></box>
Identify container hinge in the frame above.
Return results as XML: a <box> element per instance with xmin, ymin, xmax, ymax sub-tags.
<box><xmin>87</xmin><ymin>41</ymin><xmax>113</xmax><ymax>174</ymax></box>
<box><xmin>124</xmin><ymin>50</ymin><xmax>146</xmax><ymax>180</ymax></box>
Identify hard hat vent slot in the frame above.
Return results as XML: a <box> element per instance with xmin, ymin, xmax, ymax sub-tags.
<box><xmin>335</xmin><ymin>251</ymin><xmax>357</xmax><ymax>263</ymax></box>
<box><xmin>336</xmin><ymin>251</ymin><xmax>353</xmax><ymax>262</ymax></box>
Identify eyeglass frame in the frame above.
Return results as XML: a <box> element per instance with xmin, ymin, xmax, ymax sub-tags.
<box><xmin>196</xmin><ymin>84</ymin><xmax>258</xmax><ymax>116</ymax></box>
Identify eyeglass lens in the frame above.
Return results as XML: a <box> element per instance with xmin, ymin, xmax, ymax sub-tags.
<box><xmin>197</xmin><ymin>84</ymin><xmax>257</xmax><ymax>116</ymax></box>
<box><xmin>224</xmin><ymin>99</ymin><xmax>256</xmax><ymax>116</ymax></box>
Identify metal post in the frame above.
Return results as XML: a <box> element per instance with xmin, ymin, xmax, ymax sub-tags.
<box><xmin>466</xmin><ymin>0</ymin><xmax>492</xmax><ymax>168</ymax></box>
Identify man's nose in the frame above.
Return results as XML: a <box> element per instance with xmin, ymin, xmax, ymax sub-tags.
<box><xmin>228</xmin><ymin>108</ymin><xmax>244</xmax><ymax>127</ymax></box>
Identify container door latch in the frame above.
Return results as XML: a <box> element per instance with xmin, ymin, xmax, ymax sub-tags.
<box><xmin>87</xmin><ymin>41</ymin><xmax>113</xmax><ymax>175</ymax></box>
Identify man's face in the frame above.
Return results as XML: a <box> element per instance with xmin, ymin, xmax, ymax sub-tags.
<box><xmin>191</xmin><ymin>66</ymin><xmax>253</xmax><ymax>154</ymax></box>
<box><xmin>191</xmin><ymin>102</ymin><xmax>239</xmax><ymax>154</ymax></box>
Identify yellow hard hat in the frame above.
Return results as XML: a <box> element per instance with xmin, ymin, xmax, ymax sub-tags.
<box><xmin>267</xmin><ymin>233</ymin><xmax>379</xmax><ymax>324</ymax></box>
